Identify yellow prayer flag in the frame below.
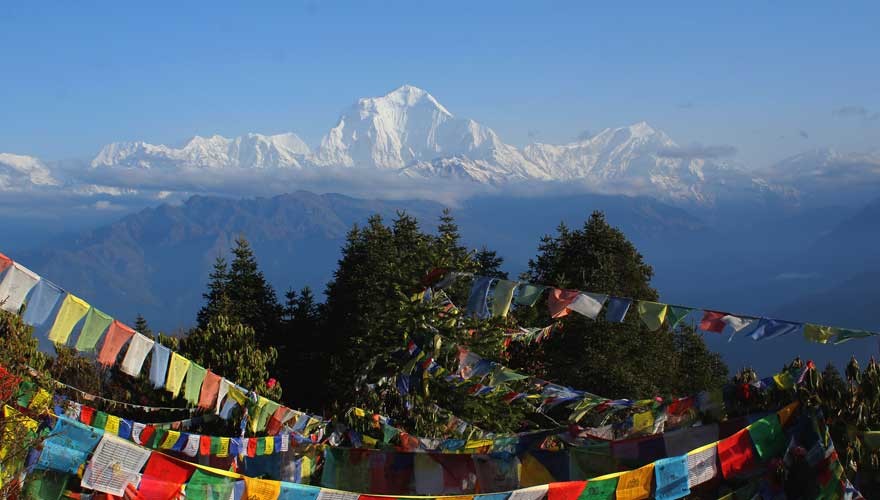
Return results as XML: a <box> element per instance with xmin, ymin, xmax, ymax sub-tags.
<box><xmin>264</xmin><ymin>436</ymin><xmax>274</xmax><ymax>455</ymax></box>
<box><xmin>165</xmin><ymin>353</ymin><xmax>191</xmax><ymax>398</ymax></box>
<box><xmin>301</xmin><ymin>455</ymin><xmax>312</xmax><ymax>482</ymax></box>
<box><xmin>161</xmin><ymin>430</ymin><xmax>181</xmax><ymax>449</ymax></box>
<box><xmin>637</xmin><ymin>301</ymin><xmax>668</xmax><ymax>331</ymax></box>
<box><xmin>47</xmin><ymin>294</ymin><xmax>90</xmax><ymax>345</ymax></box>
<box><xmin>773</xmin><ymin>372</ymin><xmax>794</xmax><ymax>390</ymax></box>
<box><xmin>353</xmin><ymin>407</ymin><xmax>366</xmax><ymax>418</ymax></box>
<box><xmin>362</xmin><ymin>435</ymin><xmax>378</xmax><ymax>447</ymax></box>
<box><xmin>249</xmin><ymin>397</ymin><xmax>269</xmax><ymax>434</ymax></box>
<box><xmin>217</xmin><ymin>437</ymin><xmax>230</xmax><ymax>457</ymax></box>
<box><xmin>226</xmin><ymin>385</ymin><xmax>248</xmax><ymax>406</ymax></box>
<box><xmin>632</xmin><ymin>411</ymin><xmax>654</xmax><ymax>434</ymax></box>
<box><xmin>28</xmin><ymin>388</ymin><xmax>52</xmax><ymax>412</ymax></box>
<box><xmin>804</xmin><ymin>324</ymin><xmax>836</xmax><ymax>344</ymax></box>
<box><xmin>616</xmin><ymin>463</ymin><xmax>654</xmax><ymax>500</ymax></box>
<box><xmin>244</xmin><ymin>477</ymin><xmax>281</xmax><ymax>500</ymax></box>
<box><xmin>777</xmin><ymin>402</ymin><xmax>799</xmax><ymax>427</ymax></box>
<box><xmin>464</xmin><ymin>439</ymin><xmax>493</xmax><ymax>451</ymax></box>
<box><xmin>104</xmin><ymin>415</ymin><xmax>121</xmax><ymax>436</ymax></box>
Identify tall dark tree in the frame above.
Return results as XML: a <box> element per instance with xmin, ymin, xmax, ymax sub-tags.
<box><xmin>225</xmin><ymin>236</ymin><xmax>283</xmax><ymax>344</ymax></box>
<box><xmin>508</xmin><ymin>211</ymin><xmax>728</xmax><ymax>400</ymax></box>
<box><xmin>197</xmin><ymin>255</ymin><xmax>230</xmax><ymax>330</ymax></box>
<box><xmin>134</xmin><ymin>314</ymin><xmax>152</xmax><ymax>337</ymax></box>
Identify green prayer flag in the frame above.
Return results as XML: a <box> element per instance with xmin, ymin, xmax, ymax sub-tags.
<box><xmin>255</xmin><ymin>436</ymin><xmax>266</xmax><ymax>455</ymax></box>
<box><xmin>833</xmin><ymin>329</ymin><xmax>873</xmax><ymax>344</ymax></box>
<box><xmin>255</xmin><ymin>398</ymin><xmax>281</xmax><ymax>433</ymax></box>
<box><xmin>665</xmin><ymin>306</ymin><xmax>692</xmax><ymax>328</ymax></box>
<box><xmin>514</xmin><ymin>284</ymin><xmax>545</xmax><ymax>307</ymax></box>
<box><xmin>75</xmin><ymin>308</ymin><xmax>113</xmax><ymax>352</ymax></box>
<box><xmin>186</xmin><ymin>469</ymin><xmax>234</xmax><ymax>500</ymax></box>
<box><xmin>637</xmin><ymin>301</ymin><xmax>668</xmax><ymax>331</ymax></box>
<box><xmin>210</xmin><ymin>436</ymin><xmax>223</xmax><ymax>455</ymax></box>
<box><xmin>382</xmin><ymin>424</ymin><xmax>400</xmax><ymax>444</ymax></box>
<box><xmin>184</xmin><ymin>363</ymin><xmax>207</xmax><ymax>406</ymax></box>
<box><xmin>488</xmin><ymin>366</ymin><xmax>527</xmax><ymax>385</ymax></box>
<box><xmin>15</xmin><ymin>380</ymin><xmax>36</xmax><ymax>407</ymax></box>
<box><xmin>490</xmin><ymin>280</ymin><xmax>518</xmax><ymax>317</ymax></box>
<box><xmin>91</xmin><ymin>411</ymin><xmax>108</xmax><ymax>430</ymax></box>
<box><xmin>22</xmin><ymin>470</ymin><xmax>68</xmax><ymax>500</ymax></box>
<box><xmin>579</xmin><ymin>476</ymin><xmax>618</xmax><ymax>499</ymax></box>
<box><xmin>749</xmin><ymin>414</ymin><xmax>786</xmax><ymax>460</ymax></box>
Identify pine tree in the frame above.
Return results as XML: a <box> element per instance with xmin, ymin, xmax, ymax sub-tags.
<box><xmin>197</xmin><ymin>255</ymin><xmax>230</xmax><ymax>330</ymax></box>
<box><xmin>225</xmin><ymin>236</ymin><xmax>283</xmax><ymax>344</ymax></box>
<box><xmin>474</xmin><ymin>247</ymin><xmax>508</xmax><ymax>279</ymax></box>
<box><xmin>134</xmin><ymin>314</ymin><xmax>152</xmax><ymax>337</ymax></box>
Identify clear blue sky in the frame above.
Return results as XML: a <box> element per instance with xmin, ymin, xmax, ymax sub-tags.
<box><xmin>2</xmin><ymin>1</ymin><xmax>878</xmax><ymax>167</ymax></box>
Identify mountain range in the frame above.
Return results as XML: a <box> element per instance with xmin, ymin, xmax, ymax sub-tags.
<box><xmin>3</xmin><ymin>85</ymin><xmax>880</xmax><ymax>210</ymax></box>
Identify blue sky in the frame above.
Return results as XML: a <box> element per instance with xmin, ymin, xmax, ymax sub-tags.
<box><xmin>2</xmin><ymin>1</ymin><xmax>878</xmax><ymax>167</ymax></box>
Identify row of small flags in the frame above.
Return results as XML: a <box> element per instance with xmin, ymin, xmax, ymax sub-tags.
<box><xmin>458</xmin><ymin>273</ymin><xmax>875</xmax><ymax>344</ymax></box>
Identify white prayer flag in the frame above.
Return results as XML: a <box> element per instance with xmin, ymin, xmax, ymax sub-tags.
<box><xmin>120</xmin><ymin>332</ymin><xmax>155</xmax><ymax>376</ymax></box>
<box><xmin>81</xmin><ymin>434</ymin><xmax>150</xmax><ymax>496</ymax></box>
<box><xmin>687</xmin><ymin>445</ymin><xmax>719</xmax><ymax>487</ymax></box>
<box><xmin>567</xmin><ymin>293</ymin><xmax>607</xmax><ymax>319</ymax></box>
<box><xmin>0</xmin><ymin>263</ymin><xmax>40</xmax><ymax>313</ymax></box>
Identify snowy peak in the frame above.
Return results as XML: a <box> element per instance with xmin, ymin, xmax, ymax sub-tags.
<box><xmin>91</xmin><ymin>132</ymin><xmax>311</xmax><ymax>169</ymax></box>
<box><xmin>0</xmin><ymin>153</ymin><xmax>60</xmax><ymax>190</ymax></box>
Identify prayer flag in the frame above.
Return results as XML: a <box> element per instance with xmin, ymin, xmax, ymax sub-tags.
<box><xmin>665</xmin><ymin>306</ymin><xmax>692</xmax><ymax>329</ymax></box>
<box><xmin>0</xmin><ymin>252</ymin><xmax>10</xmax><ymax>274</ymax></box>
<box><xmin>632</xmin><ymin>411</ymin><xmax>654</xmax><ymax>434</ymax></box>
<box><xmin>138</xmin><ymin>452</ymin><xmax>195</xmax><ymax>499</ymax></box>
<box><xmin>150</xmin><ymin>343</ymin><xmax>171</xmax><ymax>389</ymax></box>
<box><xmin>514</xmin><ymin>284</ymin><xmax>545</xmax><ymax>307</ymax></box>
<box><xmin>75</xmin><ymin>307</ymin><xmax>113</xmax><ymax>352</ymax></box>
<box><xmin>165</xmin><ymin>352</ymin><xmax>191</xmax><ymax>398</ymax></box>
<box><xmin>548</xmin><ymin>481</ymin><xmax>587</xmax><ymax>500</ymax></box>
<box><xmin>833</xmin><ymin>329</ymin><xmax>873</xmax><ymax>344</ymax></box>
<box><xmin>97</xmin><ymin>320</ymin><xmax>135</xmax><ymax>366</ymax></box>
<box><xmin>200</xmin><ymin>435</ymin><xmax>212</xmax><ymax>456</ymax></box>
<box><xmin>616</xmin><ymin>463</ymin><xmax>654</xmax><ymax>500</ymax></box>
<box><xmin>748</xmin><ymin>414</ymin><xmax>786</xmax><ymax>460</ymax></box>
<box><xmin>804</xmin><ymin>324</ymin><xmax>837</xmax><ymax>344</ymax></box>
<box><xmin>491</xmin><ymin>280</ymin><xmax>518</xmax><ymax>317</ymax></box>
<box><xmin>21</xmin><ymin>279</ymin><xmax>63</xmax><ymax>326</ymax></box>
<box><xmin>182</xmin><ymin>433</ymin><xmax>200</xmax><ymax>457</ymax></box>
<box><xmin>579</xmin><ymin>476</ymin><xmax>618</xmax><ymax>499</ymax></box>
<box><xmin>244</xmin><ymin>477</ymin><xmax>281</xmax><ymax>499</ymax></box>
<box><xmin>654</xmin><ymin>456</ymin><xmax>689</xmax><ymax>500</ymax></box>
<box><xmin>104</xmin><ymin>415</ymin><xmax>120</xmax><ymax>435</ymax></box>
<box><xmin>686</xmin><ymin>444</ymin><xmax>718</xmax><ymax>487</ymax></box>
<box><xmin>198</xmin><ymin>370</ymin><xmax>221</xmax><ymax>410</ymax></box>
<box><xmin>0</xmin><ymin>262</ymin><xmax>40</xmax><ymax>313</ymax></box>
<box><xmin>567</xmin><ymin>293</ymin><xmax>607</xmax><ymax>319</ymax></box>
<box><xmin>777</xmin><ymin>402</ymin><xmax>798</xmax><ymax>427</ymax></box>
<box><xmin>637</xmin><ymin>301</ymin><xmax>667</xmax><ymax>331</ymax></box>
<box><xmin>47</xmin><ymin>294</ymin><xmax>90</xmax><ymax>345</ymax></box>
<box><xmin>548</xmin><ymin>289</ymin><xmax>581</xmax><ymax>318</ymax></box>
<box><xmin>722</xmin><ymin>315</ymin><xmax>756</xmax><ymax>341</ymax></box>
<box><xmin>508</xmin><ymin>484</ymin><xmax>549</xmax><ymax>500</ymax></box>
<box><xmin>466</xmin><ymin>276</ymin><xmax>494</xmax><ymax>319</ymax></box>
<box><xmin>604</xmin><ymin>297</ymin><xmax>632</xmax><ymax>323</ymax></box>
<box><xmin>749</xmin><ymin>319</ymin><xmax>803</xmax><ymax>341</ymax></box>
<box><xmin>699</xmin><ymin>311</ymin><xmax>727</xmax><ymax>333</ymax></box>
<box><xmin>184</xmin><ymin>362</ymin><xmax>207</xmax><ymax>406</ymax></box>
<box><xmin>120</xmin><ymin>332</ymin><xmax>154</xmax><ymax>376</ymax></box>
<box><xmin>717</xmin><ymin>428</ymin><xmax>755</xmax><ymax>478</ymax></box>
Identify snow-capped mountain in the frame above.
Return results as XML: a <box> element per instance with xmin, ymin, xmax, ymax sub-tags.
<box><xmin>0</xmin><ymin>153</ymin><xmax>60</xmax><ymax>190</ymax></box>
<box><xmin>760</xmin><ymin>148</ymin><xmax>880</xmax><ymax>205</ymax></box>
<box><xmin>91</xmin><ymin>132</ymin><xmax>311</xmax><ymax>170</ymax></box>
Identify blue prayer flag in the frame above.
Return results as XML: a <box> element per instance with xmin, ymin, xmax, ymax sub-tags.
<box><xmin>604</xmin><ymin>297</ymin><xmax>632</xmax><ymax>323</ymax></box>
<box><xmin>466</xmin><ymin>276</ymin><xmax>494</xmax><ymax>319</ymax></box>
<box><xmin>654</xmin><ymin>455</ymin><xmax>690</xmax><ymax>500</ymax></box>
<box><xmin>22</xmin><ymin>279</ymin><xmax>64</xmax><ymax>327</ymax></box>
<box><xmin>749</xmin><ymin>319</ymin><xmax>803</xmax><ymax>341</ymax></box>
<box><xmin>149</xmin><ymin>343</ymin><xmax>171</xmax><ymax>388</ymax></box>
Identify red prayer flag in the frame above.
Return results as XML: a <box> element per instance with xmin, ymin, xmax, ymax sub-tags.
<box><xmin>266</xmin><ymin>406</ymin><xmax>287</xmax><ymax>436</ymax></box>
<box><xmin>549</xmin><ymin>481</ymin><xmax>588</xmax><ymax>500</ymax></box>
<box><xmin>718</xmin><ymin>428</ymin><xmax>756</xmax><ymax>478</ymax></box>
<box><xmin>548</xmin><ymin>289</ymin><xmax>581</xmax><ymax>318</ymax></box>
<box><xmin>700</xmin><ymin>311</ymin><xmax>728</xmax><ymax>333</ymax></box>
<box><xmin>247</xmin><ymin>437</ymin><xmax>257</xmax><ymax>457</ymax></box>
<box><xmin>667</xmin><ymin>397</ymin><xmax>694</xmax><ymax>416</ymax></box>
<box><xmin>138</xmin><ymin>453</ymin><xmax>194</xmax><ymax>500</ymax></box>
<box><xmin>97</xmin><ymin>321</ymin><xmax>136</xmax><ymax>366</ymax></box>
<box><xmin>197</xmin><ymin>370</ymin><xmax>221</xmax><ymax>410</ymax></box>
<box><xmin>139</xmin><ymin>425</ymin><xmax>156</xmax><ymax>446</ymax></box>
<box><xmin>199</xmin><ymin>435</ymin><xmax>212</xmax><ymax>456</ymax></box>
<box><xmin>80</xmin><ymin>405</ymin><xmax>96</xmax><ymax>425</ymax></box>
<box><xmin>0</xmin><ymin>252</ymin><xmax>11</xmax><ymax>274</ymax></box>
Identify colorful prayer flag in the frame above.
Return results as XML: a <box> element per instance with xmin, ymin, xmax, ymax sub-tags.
<box><xmin>637</xmin><ymin>301</ymin><xmax>667</xmax><ymax>331</ymax></box>
<box><xmin>96</xmin><ymin>320</ymin><xmax>135</xmax><ymax>366</ymax></box>
<box><xmin>47</xmin><ymin>294</ymin><xmax>90</xmax><ymax>345</ymax></box>
<box><xmin>75</xmin><ymin>307</ymin><xmax>113</xmax><ymax>352</ymax></box>
<box><xmin>699</xmin><ymin>311</ymin><xmax>727</xmax><ymax>333</ymax></box>
<box><xmin>717</xmin><ymin>428</ymin><xmax>756</xmax><ymax>478</ymax></box>
<box><xmin>604</xmin><ymin>297</ymin><xmax>632</xmax><ymax>323</ymax></box>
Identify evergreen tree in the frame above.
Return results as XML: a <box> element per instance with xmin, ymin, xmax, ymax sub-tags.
<box><xmin>508</xmin><ymin>211</ymin><xmax>728</xmax><ymax>400</ymax></box>
<box><xmin>197</xmin><ymin>255</ymin><xmax>230</xmax><ymax>330</ymax></box>
<box><xmin>474</xmin><ymin>247</ymin><xmax>508</xmax><ymax>279</ymax></box>
<box><xmin>134</xmin><ymin>314</ymin><xmax>152</xmax><ymax>337</ymax></box>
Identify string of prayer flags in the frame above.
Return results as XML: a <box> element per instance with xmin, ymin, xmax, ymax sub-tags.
<box><xmin>198</xmin><ymin>370</ymin><xmax>221</xmax><ymax>410</ymax></box>
<box><xmin>21</xmin><ymin>279</ymin><xmax>63</xmax><ymax>326</ymax></box>
<box><xmin>75</xmin><ymin>307</ymin><xmax>113</xmax><ymax>352</ymax></box>
<box><xmin>604</xmin><ymin>297</ymin><xmax>632</xmax><ymax>323</ymax></box>
<box><xmin>566</xmin><ymin>293</ymin><xmax>607</xmax><ymax>320</ymax></box>
<box><xmin>47</xmin><ymin>293</ymin><xmax>90</xmax><ymax>345</ymax></box>
<box><xmin>120</xmin><ymin>332</ymin><xmax>154</xmax><ymax>376</ymax></box>
<box><xmin>514</xmin><ymin>284</ymin><xmax>545</xmax><ymax>307</ymax></box>
<box><xmin>96</xmin><ymin>320</ymin><xmax>136</xmax><ymax>366</ymax></box>
<box><xmin>0</xmin><ymin>262</ymin><xmax>40</xmax><ymax>313</ymax></box>
<box><xmin>748</xmin><ymin>319</ymin><xmax>803</xmax><ymax>341</ymax></box>
<box><xmin>699</xmin><ymin>311</ymin><xmax>728</xmax><ymax>333</ymax></box>
<box><xmin>547</xmin><ymin>289</ymin><xmax>581</xmax><ymax>318</ymax></box>
<box><xmin>490</xmin><ymin>280</ymin><xmax>518</xmax><ymax>318</ymax></box>
<box><xmin>184</xmin><ymin>362</ymin><xmax>207</xmax><ymax>406</ymax></box>
<box><xmin>166</xmin><ymin>352</ymin><xmax>192</xmax><ymax>398</ymax></box>
<box><xmin>637</xmin><ymin>301</ymin><xmax>667</xmax><ymax>331</ymax></box>
<box><xmin>150</xmin><ymin>342</ymin><xmax>171</xmax><ymax>389</ymax></box>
